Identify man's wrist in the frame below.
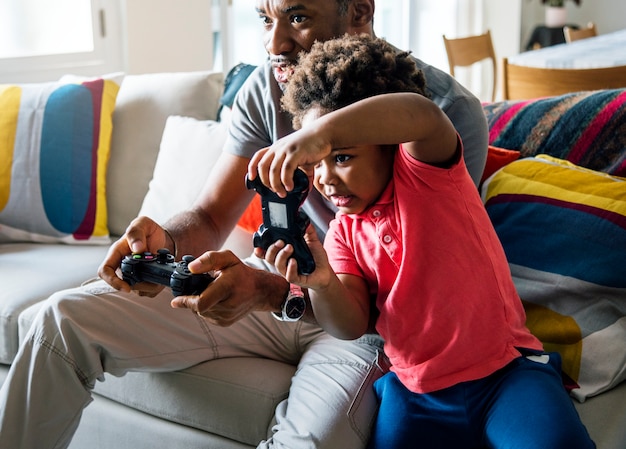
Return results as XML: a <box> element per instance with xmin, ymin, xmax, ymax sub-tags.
<box><xmin>272</xmin><ymin>283</ymin><xmax>306</xmax><ymax>322</ymax></box>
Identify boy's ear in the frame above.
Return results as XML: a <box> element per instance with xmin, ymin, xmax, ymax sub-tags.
<box><xmin>350</xmin><ymin>0</ymin><xmax>374</xmax><ymax>30</ymax></box>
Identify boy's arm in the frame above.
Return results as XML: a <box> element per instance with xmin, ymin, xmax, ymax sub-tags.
<box><xmin>306</xmin><ymin>271</ymin><xmax>370</xmax><ymax>340</ymax></box>
<box><xmin>316</xmin><ymin>92</ymin><xmax>459</xmax><ymax>166</ymax></box>
<box><xmin>248</xmin><ymin>92</ymin><xmax>459</xmax><ymax>195</ymax></box>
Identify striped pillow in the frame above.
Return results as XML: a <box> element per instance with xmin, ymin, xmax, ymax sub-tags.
<box><xmin>482</xmin><ymin>155</ymin><xmax>626</xmax><ymax>402</ymax></box>
<box><xmin>483</xmin><ymin>89</ymin><xmax>626</xmax><ymax>177</ymax></box>
<box><xmin>0</xmin><ymin>76</ymin><xmax>121</xmax><ymax>244</ymax></box>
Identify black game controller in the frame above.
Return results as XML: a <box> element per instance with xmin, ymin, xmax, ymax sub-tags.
<box><xmin>245</xmin><ymin>169</ymin><xmax>316</xmax><ymax>275</ymax></box>
<box><xmin>121</xmin><ymin>248</ymin><xmax>214</xmax><ymax>296</ymax></box>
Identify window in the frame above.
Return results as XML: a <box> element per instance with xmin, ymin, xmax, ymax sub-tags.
<box><xmin>212</xmin><ymin>0</ymin><xmax>458</xmax><ymax>73</ymax></box>
<box><xmin>0</xmin><ymin>0</ymin><xmax>124</xmax><ymax>83</ymax></box>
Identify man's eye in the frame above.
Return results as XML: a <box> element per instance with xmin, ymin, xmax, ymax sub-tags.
<box><xmin>259</xmin><ymin>15</ymin><xmax>272</xmax><ymax>25</ymax></box>
<box><xmin>291</xmin><ymin>15</ymin><xmax>306</xmax><ymax>24</ymax></box>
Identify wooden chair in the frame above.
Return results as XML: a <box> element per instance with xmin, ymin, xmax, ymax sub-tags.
<box><xmin>564</xmin><ymin>22</ymin><xmax>597</xmax><ymax>43</ymax></box>
<box><xmin>501</xmin><ymin>57</ymin><xmax>626</xmax><ymax>100</ymax></box>
<box><xmin>443</xmin><ymin>30</ymin><xmax>497</xmax><ymax>102</ymax></box>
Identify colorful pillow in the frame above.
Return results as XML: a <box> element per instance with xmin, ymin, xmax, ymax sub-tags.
<box><xmin>482</xmin><ymin>155</ymin><xmax>626</xmax><ymax>402</ymax></box>
<box><xmin>483</xmin><ymin>89</ymin><xmax>626</xmax><ymax>177</ymax></box>
<box><xmin>0</xmin><ymin>76</ymin><xmax>121</xmax><ymax>244</ymax></box>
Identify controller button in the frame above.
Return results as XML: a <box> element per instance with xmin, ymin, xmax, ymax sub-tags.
<box><xmin>156</xmin><ymin>248</ymin><xmax>171</xmax><ymax>263</ymax></box>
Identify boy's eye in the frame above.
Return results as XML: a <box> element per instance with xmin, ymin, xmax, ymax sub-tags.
<box><xmin>291</xmin><ymin>15</ymin><xmax>307</xmax><ymax>24</ymax></box>
<box><xmin>335</xmin><ymin>154</ymin><xmax>352</xmax><ymax>164</ymax></box>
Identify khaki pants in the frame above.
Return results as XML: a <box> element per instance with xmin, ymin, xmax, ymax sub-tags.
<box><xmin>0</xmin><ymin>257</ymin><xmax>384</xmax><ymax>449</ymax></box>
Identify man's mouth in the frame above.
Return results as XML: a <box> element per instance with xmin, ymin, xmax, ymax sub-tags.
<box><xmin>272</xmin><ymin>63</ymin><xmax>295</xmax><ymax>84</ymax></box>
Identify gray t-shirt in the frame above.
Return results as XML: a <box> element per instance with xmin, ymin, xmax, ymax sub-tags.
<box><xmin>226</xmin><ymin>58</ymin><xmax>488</xmax><ymax>239</ymax></box>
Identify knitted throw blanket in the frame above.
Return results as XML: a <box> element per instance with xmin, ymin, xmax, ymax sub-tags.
<box><xmin>483</xmin><ymin>89</ymin><xmax>626</xmax><ymax>176</ymax></box>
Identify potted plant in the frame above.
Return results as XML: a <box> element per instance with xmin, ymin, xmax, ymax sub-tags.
<box><xmin>541</xmin><ymin>0</ymin><xmax>581</xmax><ymax>27</ymax></box>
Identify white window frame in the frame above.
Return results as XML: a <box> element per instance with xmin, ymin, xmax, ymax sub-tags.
<box><xmin>0</xmin><ymin>0</ymin><xmax>125</xmax><ymax>84</ymax></box>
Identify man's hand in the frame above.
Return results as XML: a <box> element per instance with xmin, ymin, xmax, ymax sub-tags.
<box><xmin>171</xmin><ymin>250</ymin><xmax>287</xmax><ymax>327</ymax></box>
<box><xmin>98</xmin><ymin>216</ymin><xmax>169</xmax><ymax>294</ymax></box>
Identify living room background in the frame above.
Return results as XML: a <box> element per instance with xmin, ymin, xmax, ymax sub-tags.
<box><xmin>1</xmin><ymin>0</ymin><xmax>625</xmax><ymax>97</ymax></box>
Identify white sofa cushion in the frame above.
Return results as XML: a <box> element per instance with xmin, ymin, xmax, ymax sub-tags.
<box><xmin>0</xmin><ymin>243</ymin><xmax>108</xmax><ymax>363</ymax></box>
<box><xmin>138</xmin><ymin>115</ymin><xmax>228</xmax><ymax>225</ymax></box>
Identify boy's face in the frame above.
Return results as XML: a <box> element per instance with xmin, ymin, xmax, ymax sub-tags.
<box><xmin>314</xmin><ymin>146</ymin><xmax>395</xmax><ymax>215</ymax></box>
<box><xmin>301</xmin><ymin>110</ymin><xmax>395</xmax><ymax>215</ymax></box>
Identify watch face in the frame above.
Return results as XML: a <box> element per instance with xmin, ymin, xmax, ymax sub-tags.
<box><xmin>285</xmin><ymin>295</ymin><xmax>306</xmax><ymax>320</ymax></box>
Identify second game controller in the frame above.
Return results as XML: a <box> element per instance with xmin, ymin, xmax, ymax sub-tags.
<box><xmin>121</xmin><ymin>248</ymin><xmax>214</xmax><ymax>296</ymax></box>
<box><xmin>245</xmin><ymin>169</ymin><xmax>316</xmax><ymax>275</ymax></box>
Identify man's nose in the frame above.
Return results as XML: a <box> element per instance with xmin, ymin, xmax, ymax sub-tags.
<box><xmin>265</xmin><ymin>22</ymin><xmax>294</xmax><ymax>55</ymax></box>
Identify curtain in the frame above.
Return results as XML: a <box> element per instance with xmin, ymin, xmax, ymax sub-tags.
<box><xmin>375</xmin><ymin>0</ymin><xmax>491</xmax><ymax>102</ymax></box>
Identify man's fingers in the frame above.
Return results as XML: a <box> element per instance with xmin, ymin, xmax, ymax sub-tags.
<box><xmin>187</xmin><ymin>249</ymin><xmax>238</xmax><ymax>274</ymax></box>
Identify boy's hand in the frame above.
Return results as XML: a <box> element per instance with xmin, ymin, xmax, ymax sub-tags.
<box><xmin>259</xmin><ymin>225</ymin><xmax>332</xmax><ymax>290</ymax></box>
<box><xmin>248</xmin><ymin>125</ymin><xmax>332</xmax><ymax>197</ymax></box>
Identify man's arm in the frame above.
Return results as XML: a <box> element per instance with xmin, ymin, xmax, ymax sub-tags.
<box><xmin>440</xmin><ymin>95</ymin><xmax>488</xmax><ymax>185</ymax></box>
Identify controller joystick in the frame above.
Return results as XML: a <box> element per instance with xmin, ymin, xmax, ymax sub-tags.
<box><xmin>245</xmin><ymin>168</ymin><xmax>316</xmax><ymax>275</ymax></box>
<box><xmin>121</xmin><ymin>249</ymin><xmax>213</xmax><ymax>296</ymax></box>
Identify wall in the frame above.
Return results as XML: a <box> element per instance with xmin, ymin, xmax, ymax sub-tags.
<box><xmin>124</xmin><ymin>0</ymin><xmax>213</xmax><ymax>74</ymax></box>
<box><xmin>520</xmin><ymin>0</ymin><xmax>626</xmax><ymax>52</ymax></box>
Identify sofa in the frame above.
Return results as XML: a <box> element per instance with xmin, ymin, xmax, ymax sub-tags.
<box><xmin>0</xmin><ymin>69</ymin><xmax>625</xmax><ymax>448</ymax></box>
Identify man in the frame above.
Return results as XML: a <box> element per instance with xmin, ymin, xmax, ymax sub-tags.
<box><xmin>0</xmin><ymin>1</ymin><xmax>488</xmax><ymax>448</ymax></box>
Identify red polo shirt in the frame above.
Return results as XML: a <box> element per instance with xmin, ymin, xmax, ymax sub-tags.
<box><xmin>325</xmin><ymin>144</ymin><xmax>541</xmax><ymax>394</ymax></box>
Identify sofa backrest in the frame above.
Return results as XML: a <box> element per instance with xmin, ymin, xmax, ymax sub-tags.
<box><xmin>106</xmin><ymin>71</ymin><xmax>224</xmax><ymax>236</ymax></box>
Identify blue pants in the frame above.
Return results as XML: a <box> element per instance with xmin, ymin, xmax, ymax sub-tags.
<box><xmin>368</xmin><ymin>352</ymin><xmax>595</xmax><ymax>449</ymax></box>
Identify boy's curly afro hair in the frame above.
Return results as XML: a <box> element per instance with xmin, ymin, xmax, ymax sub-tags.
<box><xmin>281</xmin><ymin>33</ymin><xmax>427</xmax><ymax>129</ymax></box>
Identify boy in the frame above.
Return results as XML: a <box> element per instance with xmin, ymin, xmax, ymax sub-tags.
<box><xmin>248</xmin><ymin>34</ymin><xmax>595</xmax><ymax>449</ymax></box>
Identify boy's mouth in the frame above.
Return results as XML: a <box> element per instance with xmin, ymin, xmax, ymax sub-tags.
<box><xmin>329</xmin><ymin>194</ymin><xmax>354</xmax><ymax>209</ymax></box>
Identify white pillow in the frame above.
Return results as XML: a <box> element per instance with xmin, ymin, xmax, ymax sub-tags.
<box><xmin>139</xmin><ymin>115</ymin><xmax>228</xmax><ymax>224</ymax></box>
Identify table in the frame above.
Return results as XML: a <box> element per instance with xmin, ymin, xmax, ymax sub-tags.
<box><xmin>510</xmin><ymin>28</ymin><xmax>626</xmax><ymax>69</ymax></box>
<box><xmin>525</xmin><ymin>24</ymin><xmax>579</xmax><ymax>50</ymax></box>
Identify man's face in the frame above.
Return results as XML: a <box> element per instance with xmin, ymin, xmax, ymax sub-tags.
<box><xmin>255</xmin><ymin>0</ymin><xmax>352</xmax><ymax>85</ymax></box>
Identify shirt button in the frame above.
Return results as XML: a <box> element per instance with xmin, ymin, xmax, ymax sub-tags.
<box><xmin>372</xmin><ymin>210</ymin><xmax>381</xmax><ymax>217</ymax></box>
<box><xmin>383</xmin><ymin>235</ymin><xmax>392</xmax><ymax>244</ymax></box>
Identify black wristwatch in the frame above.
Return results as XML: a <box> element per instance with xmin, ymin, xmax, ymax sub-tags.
<box><xmin>272</xmin><ymin>284</ymin><xmax>306</xmax><ymax>322</ymax></box>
